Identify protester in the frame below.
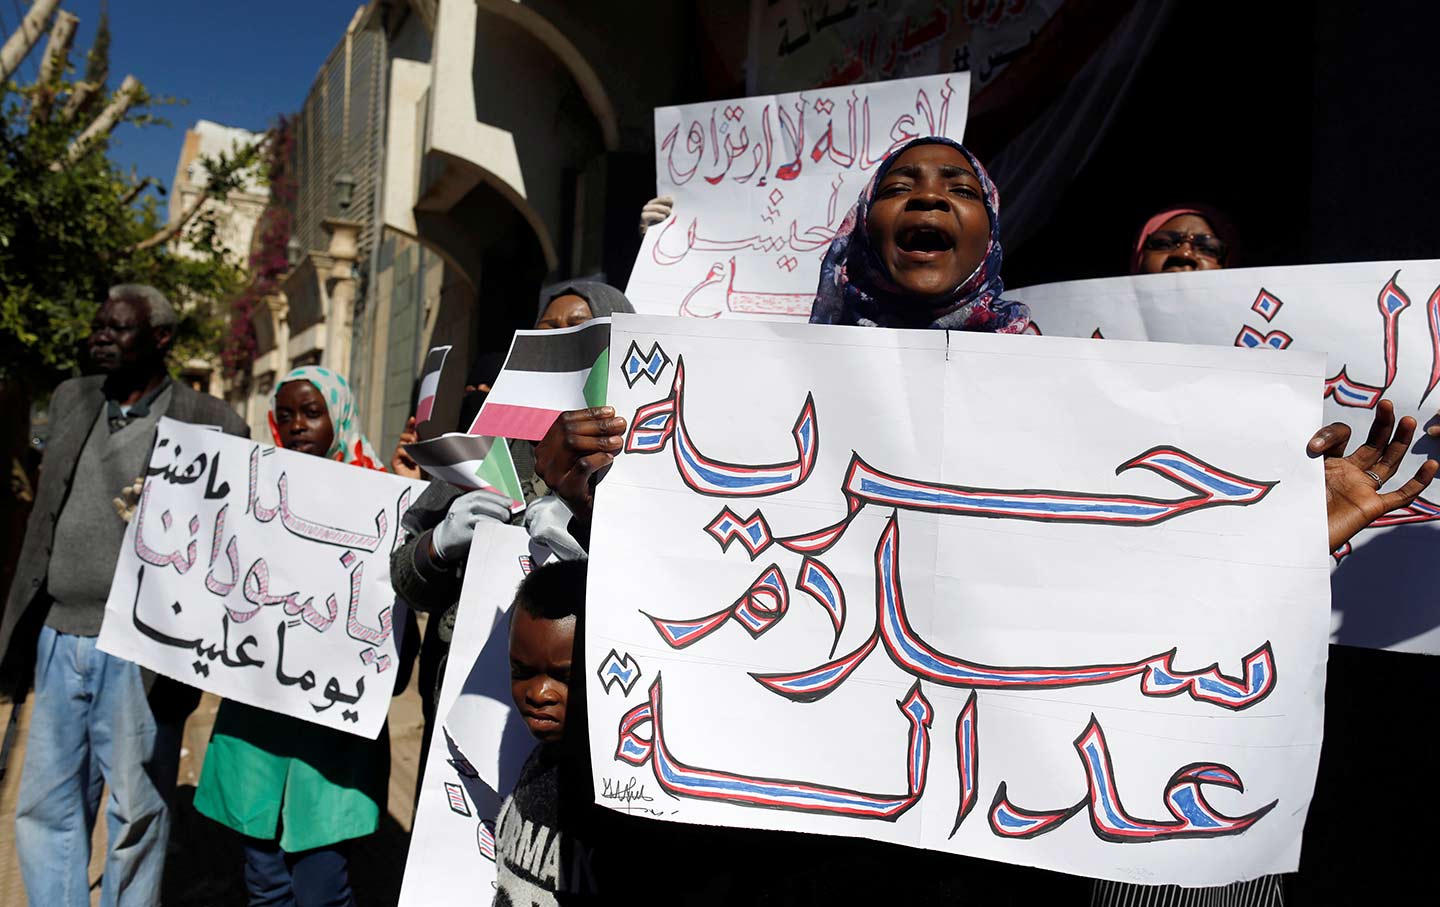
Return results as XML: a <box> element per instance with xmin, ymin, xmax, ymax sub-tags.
<box><xmin>491</xmin><ymin>559</ymin><xmax>600</xmax><ymax>902</ymax></box>
<box><xmin>543</xmin><ymin>138</ymin><xmax>1431</xmax><ymax>548</ymax></box>
<box><xmin>533</xmin><ymin>136</ymin><xmax>1437</xmax><ymax>901</ymax></box>
<box><xmin>0</xmin><ymin>284</ymin><xmax>248</xmax><ymax>906</ymax></box>
<box><xmin>492</xmin><ymin>556</ymin><xmax>711</xmax><ymax>904</ymax></box>
<box><xmin>192</xmin><ymin>366</ymin><xmax>387</xmax><ymax>907</ymax></box>
<box><xmin>1130</xmin><ymin>204</ymin><xmax>1237</xmax><ymax>275</ymax></box>
<box><xmin>391</xmin><ymin>282</ymin><xmax>630</xmax><ymax>780</ymax></box>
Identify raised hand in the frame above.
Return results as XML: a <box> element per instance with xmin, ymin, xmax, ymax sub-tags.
<box><xmin>1309</xmin><ymin>399</ymin><xmax>1439</xmax><ymax>551</ymax></box>
<box><xmin>534</xmin><ymin>407</ymin><xmax>627</xmax><ymax>526</ymax></box>
<box><xmin>390</xmin><ymin>416</ymin><xmax>421</xmax><ymax>479</ymax></box>
<box><xmin>639</xmin><ymin>195</ymin><xmax>674</xmax><ymax>236</ymax></box>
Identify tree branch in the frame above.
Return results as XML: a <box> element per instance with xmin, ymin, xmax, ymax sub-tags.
<box><xmin>59</xmin><ymin>78</ymin><xmax>97</xmax><ymax>121</ymax></box>
<box><xmin>32</xmin><ymin>10</ymin><xmax>78</xmax><ymax>123</ymax></box>
<box><xmin>129</xmin><ymin>187</ymin><xmax>208</xmax><ymax>253</ymax></box>
<box><xmin>0</xmin><ymin>0</ymin><xmax>61</xmax><ymax>85</ymax></box>
<box><xmin>55</xmin><ymin>74</ymin><xmax>140</xmax><ymax>169</ymax></box>
<box><xmin>125</xmin><ymin>132</ymin><xmax>270</xmax><ymax>254</ymax></box>
<box><xmin>119</xmin><ymin>176</ymin><xmax>156</xmax><ymax>208</ymax></box>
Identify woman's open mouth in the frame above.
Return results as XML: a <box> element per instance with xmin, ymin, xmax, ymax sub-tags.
<box><xmin>895</xmin><ymin>224</ymin><xmax>956</xmax><ymax>261</ymax></box>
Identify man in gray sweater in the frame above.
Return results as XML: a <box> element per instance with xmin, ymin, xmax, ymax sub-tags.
<box><xmin>0</xmin><ymin>284</ymin><xmax>248</xmax><ymax>907</ymax></box>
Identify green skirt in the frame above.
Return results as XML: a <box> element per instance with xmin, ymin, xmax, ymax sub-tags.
<box><xmin>194</xmin><ymin>700</ymin><xmax>389</xmax><ymax>853</ymax></box>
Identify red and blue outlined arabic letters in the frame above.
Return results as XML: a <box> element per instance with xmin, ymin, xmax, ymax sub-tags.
<box><xmin>624</xmin><ymin>357</ymin><xmax>819</xmax><ymax>497</ymax></box>
<box><xmin>615</xmin><ymin>674</ymin><xmax>932</xmax><ymax>820</ymax></box>
<box><xmin>989</xmin><ymin>716</ymin><xmax>1276</xmax><ymax>842</ymax></box>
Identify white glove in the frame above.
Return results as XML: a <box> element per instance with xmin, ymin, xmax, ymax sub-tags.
<box><xmin>524</xmin><ymin>493</ymin><xmax>586</xmax><ymax>561</ymax></box>
<box><xmin>638</xmin><ymin>196</ymin><xmax>674</xmax><ymax>236</ymax></box>
<box><xmin>431</xmin><ymin>489</ymin><xmax>514</xmax><ymax>564</ymax></box>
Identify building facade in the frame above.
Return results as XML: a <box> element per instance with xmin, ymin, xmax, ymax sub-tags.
<box><xmin>239</xmin><ymin>0</ymin><xmax>743</xmax><ymax>456</ymax></box>
<box><xmin>167</xmin><ymin>119</ymin><xmax>269</xmax><ymax>398</ymax></box>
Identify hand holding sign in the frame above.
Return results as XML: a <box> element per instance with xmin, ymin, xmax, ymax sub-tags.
<box><xmin>638</xmin><ymin>195</ymin><xmax>673</xmax><ymax>236</ymax></box>
<box><xmin>533</xmin><ymin>405</ymin><xmax>626</xmax><ymax>525</ymax></box>
<box><xmin>432</xmin><ymin>490</ymin><xmax>515</xmax><ymax>565</ymax></box>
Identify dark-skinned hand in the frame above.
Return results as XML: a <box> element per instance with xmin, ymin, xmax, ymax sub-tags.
<box><xmin>390</xmin><ymin>416</ymin><xmax>421</xmax><ymax>479</ymax></box>
<box><xmin>1310</xmin><ymin>399</ymin><xmax>1438</xmax><ymax>551</ymax></box>
<box><xmin>534</xmin><ymin>406</ymin><xmax>627</xmax><ymax>526</ymax></box>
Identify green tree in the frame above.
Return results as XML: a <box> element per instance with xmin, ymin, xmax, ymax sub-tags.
<box><xmin>0</xmin><ymin>1</ymin><xmax>265</xmax><ymax>400</ymax></box>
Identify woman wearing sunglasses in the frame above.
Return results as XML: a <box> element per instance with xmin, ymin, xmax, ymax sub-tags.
<box><xmin>1131</xmin><ymin>205</ymin><xmax>1236</xmax><ymax>274</ymax></box>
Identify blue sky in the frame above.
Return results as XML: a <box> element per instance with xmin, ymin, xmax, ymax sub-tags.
<box><xmin>3</xmin><ymin>0</ymin><xmax>363</xmax><ymax>188</ymax></box>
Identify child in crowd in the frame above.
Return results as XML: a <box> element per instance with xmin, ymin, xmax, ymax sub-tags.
<box><xmin>492</xmin><ymin>559</ymin><xmax>599</xmax><ymax>905</ymax></box>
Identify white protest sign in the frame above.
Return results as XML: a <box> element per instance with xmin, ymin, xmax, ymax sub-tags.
<box><xmin>627</xmin><ymin>73</ymin><xmax>967</xmax><ymax>320</ymax></box>
<box><xmin>1007</xmin><ymin>260</ymin><xmax>1440</xmax><ymax>655</ymax></box>
<box><xmin>399</xmin><ymin>523</ymin><xmax>551</xmax><ymax>906</ymax></box>
<box><xmin>98</xmin><ymin>418</ymin><xmax>426</xmax><ymax>739</ymax></box>
<box><xmin>586</xmin><ymin>315</ymin><xmax>1329</xmax><ymax>887</ymax></box>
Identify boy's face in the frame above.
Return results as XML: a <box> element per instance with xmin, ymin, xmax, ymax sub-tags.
<box><xmin>509</xmin><ymin>609</ymin><xmax>576</xmax><ymax>744</ymax></box>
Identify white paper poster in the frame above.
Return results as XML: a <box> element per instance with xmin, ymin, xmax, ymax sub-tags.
<box><xmin>97</xmin><ymin>418</ymin><xmax>426</xmax><ymax>739</ymax></box>
<box><xmin>1007</xmin><ymin>260</ymin><xmax>1440</xmax><ymax>655</ymax></box>
<box><xmin>585</xmin><ymin>315</ymin><xmax>1330</xmax><ymax>886</ymax></box>
<box><xmin>399</xmin><ymin>523</ymin><xmax>552</xmax><ymax>906</ymax></box>
<box><xmin>627</xmin><ymin>73</ymin><xmax>967</xmax><ymax>321</ymax></box>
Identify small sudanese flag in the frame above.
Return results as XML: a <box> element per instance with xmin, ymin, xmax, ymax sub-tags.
<box><xmin>468</xmin><ymin>319</ymin><xmax>611</xmax><ymax>441</ymax></box>
<box><xmin>402</xmin><ymin>433</ymin><xmax>526</xmax><ymax>514</ymax></box>
<box><xmin>413</xmin><ymin>345</ymin><xmax>452</xmax><ymax>424</ymax></box>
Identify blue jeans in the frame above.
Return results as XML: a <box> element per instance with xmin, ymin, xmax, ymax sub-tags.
<box><xmin>14</xmin><ymin>626</ymin><xmax>182</xmax><ymax>907</ymax></box>
<box><xmin>243</xmin><ymin>837</ymin><xmax>355</xmax><ymax>907</ymax></box>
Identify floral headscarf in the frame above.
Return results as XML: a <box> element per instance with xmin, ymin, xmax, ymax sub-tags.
<box><xmin>808</xmin><ymin>136</ymin><xmax>1030</xmax><ymax>334</ymax></box>
<box><xmin>269</xmin><ymin>366</ymin><xmax>384</xmax><ymax>471</ymax></box>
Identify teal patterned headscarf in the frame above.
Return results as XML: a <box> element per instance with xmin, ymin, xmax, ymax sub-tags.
<box><xmin>269</xmin><ymin>366</ymin><xmax>384</xmax><ymax>471</ymax></box>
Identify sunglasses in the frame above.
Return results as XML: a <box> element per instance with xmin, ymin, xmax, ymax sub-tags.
<box><xmin>1142</xmin><ymin>230</ymin><xmax>1228</xmax><ymax>262</ymax></box>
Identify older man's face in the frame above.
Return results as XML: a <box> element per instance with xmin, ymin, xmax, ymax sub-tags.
<box><xmin>88</xmin><ymin>298</ymin><xmax>166</xmax><ymax>373</ymax></box>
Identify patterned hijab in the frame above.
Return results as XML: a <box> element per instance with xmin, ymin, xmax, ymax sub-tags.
<box><xmin>808</xmin><ymin>136</ymin><xmax>1030</xmax><ymax>333</ymax></box>
<box><xmin>269</xmin><ymin>365</ymin><xmax>384</xmax><ymax>471</ymax></box>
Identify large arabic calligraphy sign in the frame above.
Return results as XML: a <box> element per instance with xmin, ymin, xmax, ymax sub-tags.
<box><xmin>1006</xmin><ymin>259</ymin><xmax>1440</xmax><ymax>656</ymax></box>
<box><xmin>98</xmin><ymin>418</ymin><xmax>428</xmax><ymax>739</ymax></box>
<box><xmin>585</xmin><ymin>315</ymin><xmax>1330</xmax><ymax>887</ymax></box>
<box><xmin>625</xmin><ymin>72</ymin><xmax>967</xmax><ymax>321</ymax></box>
